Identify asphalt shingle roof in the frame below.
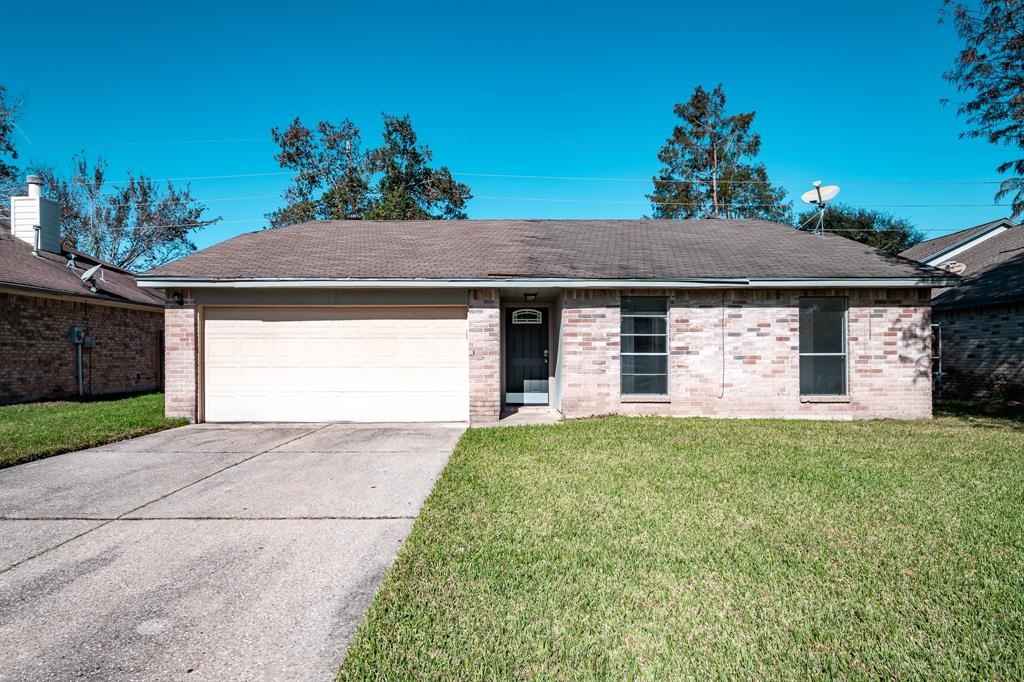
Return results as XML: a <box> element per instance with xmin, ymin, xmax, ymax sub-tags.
<box><xmin>900</xmin><ymin>218</ymin><xmax>1012</xmax><ymax>262</ymax></box>
<box><xmin>144</xmin><ymin>219</ymin><xmax>948</xmax><ymax>282</ymax></box>
<box><xmin>928</xmin><ymin>226</ymin><xmax>1024</xmax><ymax>310</ymax></box>
<box><xmin>0</xmin><ymin>235</ymin><xmax>164</xmax><ymax>308</ymax></box>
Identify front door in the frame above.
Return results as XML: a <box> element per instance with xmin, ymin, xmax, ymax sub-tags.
<box><xmin>505</xmin><ymin>307</ymin><xmax>549</xmax><ymax>405</ymax></box>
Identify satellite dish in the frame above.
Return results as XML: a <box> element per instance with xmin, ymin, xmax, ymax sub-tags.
<box><xmin>800</xmin><ymin>183</ymin><xmax>841</xmax><ymax>205</ymax></box>
<box><xmin>797</xmin><ymin>180</ymin><xmax>841</xmax><ymax>235</ymax></box>
<box><xmin>80</xmin><ymin>263</ymin><xmax>102</xmax><ymax>292</ymax></box>
<box><xmin>80</xmin><ymin>264</ymin><xmax>101</xmax><ymax>282</ymax></box>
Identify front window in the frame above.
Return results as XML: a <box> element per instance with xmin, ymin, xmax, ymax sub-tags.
<box><xmin>621</xmin><ymin>297</ymin><xmax>668</xmax><ymax>395</ymax></box>
<box><xmin>799</xmin><ymin>298</ymin><xmax>847</xmax><ymax>395</ymax></box>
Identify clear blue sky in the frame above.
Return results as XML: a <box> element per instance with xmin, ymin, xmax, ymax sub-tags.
<box><xmin>4</xmin><ymin>0</ymin><xmax>1009</xmax><ymax>250</ymax></box>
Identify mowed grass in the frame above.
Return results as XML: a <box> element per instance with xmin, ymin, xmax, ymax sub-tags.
<box><xmin>340</xmin><ymin>407</ymin><xmax>1024</xmax><ymax>680</ymax></box>
<box><xmin>0</xmin><ymin>393</ymin><xmax>186</xmax><ymax>468</ymax></box>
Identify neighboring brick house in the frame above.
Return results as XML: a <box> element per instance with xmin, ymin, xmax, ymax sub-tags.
<box><xmin>1</xmin><ymin>177</ymin><xmax>165</xmax><ymax>404</ymax></box>
<box><xmin>138</xmin><ymin>219</ymin><xmax>953</xmax><ymax>423</ymax></box>
<box><xmin>901</xmin><ymin>218</ymin><xmax>1024</xmax><ymax>402</ymax></box>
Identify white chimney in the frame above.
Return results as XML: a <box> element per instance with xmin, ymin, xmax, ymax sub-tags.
<box><xmin>11</xmin><ymin>175</ymin><xmax>61</xmax><ymax>254</ymax></box>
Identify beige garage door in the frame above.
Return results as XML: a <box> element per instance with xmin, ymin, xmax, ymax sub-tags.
<box><xmin>203</xmin><ymin>307</ymin><xmax>469</xmax><ymax>422</ymax></box>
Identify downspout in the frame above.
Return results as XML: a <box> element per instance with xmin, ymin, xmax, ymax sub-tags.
<box><xmin>76</xmin><ymin>343</ymin><xmax>84</xmax><ymax>398</ymax></box>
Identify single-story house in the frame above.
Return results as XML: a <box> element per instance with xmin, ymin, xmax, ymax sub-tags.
<box><xmin>137</xmin><ymin>219</ymin><xmax>955</xmax><ymax>423</ymax></box>
<box><xmin>900</xmin><ymin>218</ymin><xmax>1023</xmax><ymax>401</ymax></box>
<box><xmin>1</xmin><ymin>177</ymin><xmax>166</xmax><ymax>404</ymax></box>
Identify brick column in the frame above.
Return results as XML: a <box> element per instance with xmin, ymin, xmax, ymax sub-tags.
<box><xmin>164</xmin><ymin>288</ymin><xmax>198</xmax><ymax>422</ymax></box>
<box><xmin>559</xmin><ymin>289</ymin><xmax>621</xmax><ymax>418</ymax></box>
<box><xmin>468</xmin><ymin>288</ymin><xmax>501</xmax><ymax>422</ymax></box>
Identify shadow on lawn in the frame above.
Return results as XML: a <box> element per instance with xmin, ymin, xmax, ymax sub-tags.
<box><xmin>935</xmin><ymin>398</ymin><xmax>1024</xmax><ymax>431</ymax></box>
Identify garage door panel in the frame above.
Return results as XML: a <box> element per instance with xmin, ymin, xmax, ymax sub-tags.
<box><xmin>203</xmin><ymin>307</ymin><xmax>469</xmax><ymax>422</ymax></box>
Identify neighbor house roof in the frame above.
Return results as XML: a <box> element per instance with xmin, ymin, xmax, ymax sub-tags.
<box><xmin>900</xmin><ymin>218</ymin><xmax>1014</xmax><ymax>263</ymax></box>
<box><xmin>926</xmin><ymin>225</ymin><xmax>1024</xmax><ymax>310</ymax></box>
<box><xmin>141</xmin><ymin>219</ymin><xmax>953</xmax><ymax>287</ymax></box>
<box><xmin>0</xmin><ymin>234</ymin><xmax>165</xmax><ymax>308</ymax></box>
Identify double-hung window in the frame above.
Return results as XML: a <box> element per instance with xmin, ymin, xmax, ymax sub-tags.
<box><xmin>799</xmin><ymin>297</ymin><xmax>848</xmax><ymax>395</ymax></box>
<box><xmin>621</xmin><ymin>297</ymin><xmax>668</xmax><ymax>395</ymax></box>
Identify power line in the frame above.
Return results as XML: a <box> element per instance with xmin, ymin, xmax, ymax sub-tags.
<box><xmin>472</xmin><ymin>194</ymin><xmax>1013</xmax><ymax>209</ymax></box>
<box><xmin>456</xmin><ymin>172</ymin><xmax>1004</xmax><ymax>185</ymax></box>
<box><xmin>26</xmin><ymin>133</ymin><xmax>1012</xmax><ymax>154</ymax></box>
<box><xmin>70</xmin><ymin>171</ymin><xmax>292</xmax><ymax>186</ymax></box>
<box><xmin>63</xmin><ymin>167</ymin><xmax>1007</xmax><ymax>187</ymax></box>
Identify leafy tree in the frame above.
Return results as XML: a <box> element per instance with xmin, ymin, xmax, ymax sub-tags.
<box><xmin>943</xmin><ymin>0</ymin><xmax>1024</xmax><ymax>217</ymax></box>
<box><xmin>35</xmin><ymin>153</ymin><xmax>218</xmax><ymax>271</ymax></box>
<box><xmin>0</xmin><ymin>85</ymin><xmax>23</xmax><ymax>218</ymax></box>
<box><xmin>266</xmin><ymin>117</ymin><xmax>371</xmax><ymax>228</ymax></box>
<box><xmin>364</xmin><ymin>114</ymin><xmax>471</xmax><ymax>220</ymax></box>
<box><xmin>649</xmin><ymin>85</ymin><xmax>791</xmax><ymax>222</ymax></box>
<box><xmin>0</xmin><ymin>85</ymin><xmax>19</xmax><ymax>182</ymax></box>
<box><xmin>269</xmin><ymin>113</ymin><xmax>471</xmax><ymax>225</ymax></box>
<box><xmin>796</xmin><ymin>203</ymin><xmax>924</xmax><ymax>254</ymax></box>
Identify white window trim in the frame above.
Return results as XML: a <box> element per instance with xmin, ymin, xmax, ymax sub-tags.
<box><xmin>511</xmin><ymin>308</ymin><xmax>543</xmax><ymax>325</ymax></box>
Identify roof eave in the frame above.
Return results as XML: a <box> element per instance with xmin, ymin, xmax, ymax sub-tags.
<box><xmin>0</xmin><ymin>281</ymin><xmax>165</xmax><ymax>309</ymax></box>
<box><xmin>917</xmin><ymin>219</ymin><xmax>1016</xmax><ymax>264</ymax></box>
<box><xmin>136</xmin><ymin>276</ymin><xmax>958</xmax><ymax>289</ymax></box>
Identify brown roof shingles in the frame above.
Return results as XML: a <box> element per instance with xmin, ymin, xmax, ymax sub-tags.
<box><xmin>0</xmin><ymin>235</ymin><xmax>164</xmax><ymax>308</ymax></box>
<box><xmin>929</xmin><ymin>226</ymin><xmax>1024</xmax><ymax>310</ymax></box>
<box><xmin>144</xmin><ymin>219</ymin><xmax>949</xmax><ymax>282</ymax></box>
<box><xmin>900</xmin><ymin>218</ymin><xmax>1013</xmax><ymax>262</ymax></box>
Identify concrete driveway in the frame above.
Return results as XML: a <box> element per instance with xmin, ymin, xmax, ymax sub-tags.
<box><xmin>0</xmin><ymin>422</ymin><xmax>464</xmax><ymax>681</ymax></box>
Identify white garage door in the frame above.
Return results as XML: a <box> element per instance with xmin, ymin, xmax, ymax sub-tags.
<box><xmin>203</xmin><ymin>306</ymin><xmax>469</xmax><ymax>422</ymax></box>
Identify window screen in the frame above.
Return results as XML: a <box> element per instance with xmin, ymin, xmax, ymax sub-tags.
<box><xmin>621</xmin><ymin>297</ymin><xmax>668</xmax><ymax>395</ymax></box>
<box><xmin>799</xmin><ymin>298</ymin><xmax>847</xmax><ymax>395</ymax></box>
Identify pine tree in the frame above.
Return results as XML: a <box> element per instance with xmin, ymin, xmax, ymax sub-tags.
<box><xmin>648</xmin><ymin>85</ymin><xmax>791</xmax><ymax>222</ymax></box>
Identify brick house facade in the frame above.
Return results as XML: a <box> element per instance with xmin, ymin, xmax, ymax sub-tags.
<box><xmin>159</xmin><ymin>285</ymin><xmax>934</xmax><ymax>423</ymax></box>
<box><xmin>900</xmin><ymin>218</ymin><xmax>1023</xmax><ymax>403</ymax></box>
<box><xmin>141</xmin><ymin>219</ymin><xmax>951</xmax><ymax>424</ymax></box>
<box><xmin>557</xmin><ymin>288</ymin><xmax>932</xmax><ymax>420</ymax></box>
<box><xmin>0</xmin><ymin>291</ymin><xmax>164</xmax><ymax>403</ymax></box>
<box><xmin>2</xmin><ymin>176</ymin><xmax>167</xmax><ymax>405</ymax></box>
<box><xmin>935</xmin><ymin>302</ymin><xmax>1024</xmax><ymax>401</ymax></box>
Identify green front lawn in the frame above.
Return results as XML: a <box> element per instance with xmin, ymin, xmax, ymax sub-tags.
<box><xmin>340</xmin><ymin>407</ymin><xmax>1024</xmax><ymax>679</ymax></box>
<box><xmin>0</xmin><ymin>393</ymin><xmax>187</xmax><ymax>468</ymax></box>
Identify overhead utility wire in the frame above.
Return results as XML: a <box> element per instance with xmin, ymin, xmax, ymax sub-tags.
<box><xmin>67</xmin><ymin>169</ymin><xmax>1005</xmax><ymax>187</ymax></box>
<box><xmin>28</xmin><ymin>134</ymin><xmax>1010</xmax><ymax>154</ymax></box>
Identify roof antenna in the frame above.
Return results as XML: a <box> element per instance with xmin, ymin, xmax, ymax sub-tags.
<box><xmin>799</xmin><ymin>181</ymin><xmax>840</xmax><ymax>235</ymax></box>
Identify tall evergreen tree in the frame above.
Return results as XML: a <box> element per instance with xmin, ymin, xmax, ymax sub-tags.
<box><xmin>796</xmin><ymin>203</ymin><xmax>924</xmax><ymax>254</ymax></box>
<box><xmin>943</xmin><ymin>0</ymin><xmax>1024</xmax><ymax>218</ymax></box>
<box><xmin>267</xmin><ymin>117</ymin><xmax>371</xmax><ymax>228</ymax></box>
<box><xmin>364</xmin><ymin>114</ymin><xmax>471</xmax><ymax>220</ymax></box>
<box><xmin>648</xmin><ymin>85</ymin><xmax>791</xmax><ymax>222</ymax></box>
